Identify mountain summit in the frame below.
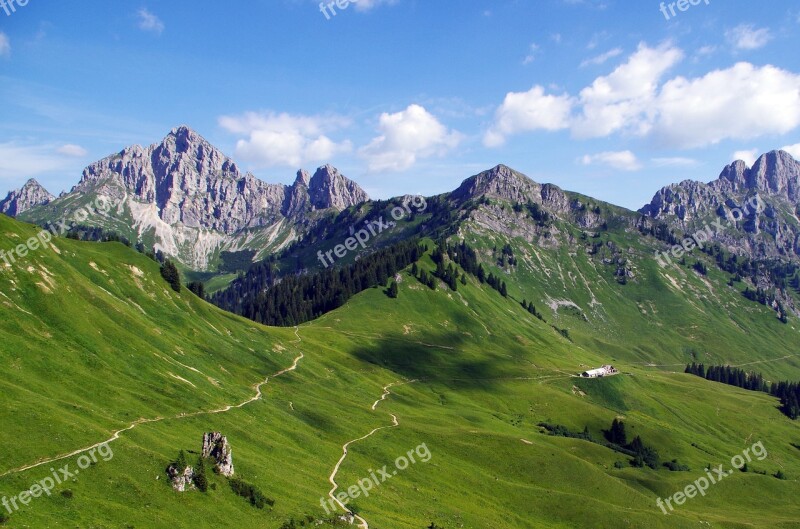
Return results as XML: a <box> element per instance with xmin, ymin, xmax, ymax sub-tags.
<box><xmin>641</xmin><ymin>150</ymin><xmax>800</xmax><ymax>222</ymax></box>
<box><xmin>17</xmin><ymin>127</ymin><xmax>369</xmax><ymax>270</ymax></box>
<box><xmin>0</xmin><ymin>178</ymin><xmax>54</xmax><ymax>217</ymax></box>
<box><xmin>640</xmin><ymin>149</ymin><xmax>800</xmax><ymax>261</ymax></box>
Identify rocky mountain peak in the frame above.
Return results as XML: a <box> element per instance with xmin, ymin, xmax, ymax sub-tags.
<box><xmin>718</xmin><ymin>159</ymin><xmax>750</xmax><ymax>190</ymax></box>
<box><xmin>12</xmin><ymin>127</ymin><xmax>370</xmax><ymax>270</ymax></box>
<box><xmin>452</xmin><ymin>164</ymin><xmax>546</xmax><ymax>203</ymax></box>
<box><xmin>308</xmin><ymin>164</ymin><xmax>369</xmax><ymax>210</ymax></box>
<box><xmin>639</xmin><ymin>149</ymin><xmax>800</xmax><ymax>262</ymax></box>
<box><xmin>0</xmin><ymin>178</ymin><xmax>55</xmax><ymax>217</ymax></box>
<box><xmin>746</xmin><ymin>150</ymin><xmax>800</xmax><ymax>200</ymax></box>
<box><xmin>294</xmin><ymin>169</ymin><xmax>311</xmax><ymax>188</ymax></box>
<box><xmin>642</xmin><ymin>150</ymin><xmax>800</xmax><ymax>224</ymax></box>
<box><xmin>713</xmin><ymin>150</ymin><xmax>800</xmax><ymax>199</ymax></box>
<box><xmin>450</xmin><ymin>164</ymin><xmax>572</xmax><ymax>225</ymax></box>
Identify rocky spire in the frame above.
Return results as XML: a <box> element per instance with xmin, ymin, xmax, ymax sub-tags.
<box><xmin>0</xmin><ymin>178</ymin><xmax>55</xmax><ymax>217</ymax></box>
<box><xmin>308</xmin><ymin>164</ymin><xmax>369</xmax><ymax>210</ymax></box>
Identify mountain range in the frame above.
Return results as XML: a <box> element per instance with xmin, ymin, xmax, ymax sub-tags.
<box><xmin>7</xmin><ymin>127</ymin><xmax>368</xmax><ymax>270</ymax></box>
<box><xmin>5</xmin><ymin>127</ymin><xmax>800</xmax><ymax>284</ymax></box>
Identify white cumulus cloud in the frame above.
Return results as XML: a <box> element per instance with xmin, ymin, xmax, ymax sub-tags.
<box><xmin>483</xmin><ymin>86</ymin><xmax>573</xmax><ymax>147</ymax></box>
<box><xmin>652</xmin><ymin>63</ymin><xmax>800</xmax><ymax>148</ymax></box>
<box><xmin>219</xmin><ymin>111</ymin><xmax>352</xmax><ymax>168</ymax></box>
<box><xmin>780</xmin><ymin>143</ymin><xmax>800</xmax><ymax>160</ymax></box>
<box><xmin>484</xmin><ymin>42</ymin><xmax>800</xmax><ymax>151</ymax></box>
<box><xmin>732</xmin><ymin>149</ymin><xmax>759</xmax><ymax>167</ymax></box>
<box><xmin>360</xmin><ymin>104</ymin><xmax>462</xmax><ymax>172</ymax></box>
<box><xmin>572</xmin><ymin>42</ymin><xmax>683</xmax><ymax>138</ymax></box>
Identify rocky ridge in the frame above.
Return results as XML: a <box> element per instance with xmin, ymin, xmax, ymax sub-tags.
<box><xmin>14</xmin><ymin>127</ymin><xmax>368</xmax><ymax>270</ymax></box>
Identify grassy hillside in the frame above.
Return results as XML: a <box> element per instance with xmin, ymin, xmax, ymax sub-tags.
<box><xmin>451</xmin><ymin>195</ymin><xmax>800</xmax><ymax>382</ymax></box>
<box><xmin>1</xmin><ymin>214</ymin><xmax>800</xmax><ymax>528</ymax></box>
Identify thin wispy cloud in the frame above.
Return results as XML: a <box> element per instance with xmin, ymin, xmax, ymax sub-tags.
<box><xmin>137</xmin><ymin>8</ymin><xmax>165</xmax><ymax>35</ymax></box>
<box><xmin>351</xmin><ymin>0</ymin><xmax>399</xmax><ymax>12</ymax></box>
<box><xmin>522</xmin><ymin>43</ymin><xmax>540</xmax><ymax>65</ymax></box>
<box><xmin>0</xmin><ymin>142</ymin><xmax>83</xmax><ymax>181</ymax></box>
<box><xmin>580</xmin><ymin>47</ymin><xmax>623</xmax><ymax>67</ymax></box>
<box><xmin>581</xmin><ymin>150</ymin><xmax>642</xmax><ymax>171</ymax></box>
<box><xmin>651</xmin><ymin>157</ymin><xmax>699</xmax><ymax>168</ymax></box>
<box><xmin>56</xmin><ymin>144</ymin><xmax>88</xmax><ymax>157</ymax></box>
<box><xmin>0</xmin><ymin>32</ymin><xmax>10</xmax><ymax>58</ymax></box>
<box><xmin>726</xmin><ymin>24</ymin><xmax>772</xmax><ymax>50</ymax></box>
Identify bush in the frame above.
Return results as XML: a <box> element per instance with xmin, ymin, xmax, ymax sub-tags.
<box><xmin>629</xmin><ymin>436</ymin><xmax>660</xmax><ymax>469</ymax></box>
<box><xmin>0</xmin><ymin>513</ymin><xmax>9</xmax><ymax>524</ymax></box>
<box><xmin>175</xmin><ymin>450</ymin><xmax>188</xmax><ymax>473</ymax></box>
<box><xmin>229</xmin><ymin>478</ymin><xmax>274</xmax><ymax>509</ymax></box>
<box><xmin>775</xmin><ymin>470</ymin><xmax>787</xmax><ymax>480</ymax></box>
<box><xmin>604</xmin><ymin>419</ymin><xmax>627</xmax><ymax>446</ymax></box>
<box><xmin>160</xmin><ymin>260</ymin><xmax>181</xmax><ymax>292</ymax></box>
<box><xmin>194</xmin><ymin>457</ymin><xmax>208</xmax><ymax>492</ymax></box>
<box><xmin>664</xmin><ymin>459</ymin><xmax>690</xmax><ymax>472</ymax></box>
<box><xmin>187</xmin><ymin>281</ymin><xmax>205</xmax><ymax>299</ymax></box>
<box><xmin>61</xmin><ymin>489</ymin><xmax>73</xmax><ymax>499</ymax></box>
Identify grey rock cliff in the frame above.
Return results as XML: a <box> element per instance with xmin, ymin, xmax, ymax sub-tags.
<box><xmin>74</xmin><ymin>126</ymin><xmax>368</xmax><ymax>234</ymax></box>
<box><xmin>167</xmin><ymin>465</ymin><xmax>194</xmax><ymax>492</ymax></box>
<box><xmin>640</xmin><ymin>150</ymin><xmax>800</xmax><ymax>260</ymax></box>
<box><xmin>202</xmin><ymin>432</ymin><xmax>234</xmax><ymax>477</ymax></box>
<box><xmin>16</xmin><ymin>127</ymin><xmax>369</xmax><ymax>270</ymax></box>
<box><xmin>0</xmin><ymin>179</ymin><xmax>55</xmax><ymax>217</ymax></box>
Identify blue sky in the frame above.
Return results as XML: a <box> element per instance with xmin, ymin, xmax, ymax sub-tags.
<box><xmin>1</xmin><ymin>0</ymin><xmax>799</xmax><ymax>210</ymax></box>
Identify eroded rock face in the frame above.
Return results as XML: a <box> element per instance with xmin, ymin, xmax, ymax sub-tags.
<box><xmin>639</xmin><ymin>150</ymin><xmax>800</xmax><ymax>261</ymax></box>
<box><xmin>0</xmin><ymin>179</ymin><xmax>54</xmax><ymax>217</ymax></box>
<box><xmin>202</xmin><ymin>432</ymin><xmax>234</xmax><ymax>477</ymax></box>
<box><xmin>308</xmin><ymin>165</ymin><xmax>369</xmax><ymax>210</ymax></box>
<box><xmin>19</xmin><ymin>126</ymin><xmax>370</xmax><ymax>270</ymax></box>
<box><xmin>167</xmin><ymin>464</ymin><xmax>194</xmax><ymax>492</ymax></box>
<box><xmin>75</xmin><ymin>127</ymin><xmax>368</xmax><ymax>235</ymax></box>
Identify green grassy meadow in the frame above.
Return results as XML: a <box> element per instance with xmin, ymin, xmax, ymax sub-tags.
<box><xmin>1</xmin><ymin>214</ymin><xmax>799</xmax><ymax>528</ymax></box>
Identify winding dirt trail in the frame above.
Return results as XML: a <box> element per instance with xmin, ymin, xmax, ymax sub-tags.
<box><xmin>327</xmin><ymin>380</ymin><xmax>416</xmax><ymax>529</ymax></box>
<box><xmin>0</xmin><ymin>328</ymin><xmax>305</xmax><ymax>479</ymax></box>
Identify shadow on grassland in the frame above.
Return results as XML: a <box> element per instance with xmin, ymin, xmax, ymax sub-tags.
<box><xmin>350</xmin><ymin>330</ymin><xmax>515</xmax><ymax>389</ymax></box>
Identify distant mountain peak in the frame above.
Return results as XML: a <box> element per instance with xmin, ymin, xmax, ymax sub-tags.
<box><xmin>449</xmin><ymin>164</ymin><xmax>572</xmax><ymax>222</ymax></box>
<box><xmin>308</xmin><ymin>165</ymin><xmax>369</xmax><ymax>210</ymax></box>
<box><xmin>170</xmin><ymin>124</ymin><xmax>196</xmax><ymax>136</ymax></box>
<box><xmin>294</xmin><ymin>169</ymin><xmax>311</xmax><ymax>188</ymax></box>
<box><xmin>0</xmin><ymin>178</ymin><xmax>55</xmax><ymax>217</ymax></box>
<box><xmin>452</xmin><ymin>164</ymin><xmax>539</xmax><ymax>203</ymax></box>
<box><xmin>13</xmin><ymin>127</ymin><xmax>369</xmax><ymax>270</ymax></box>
